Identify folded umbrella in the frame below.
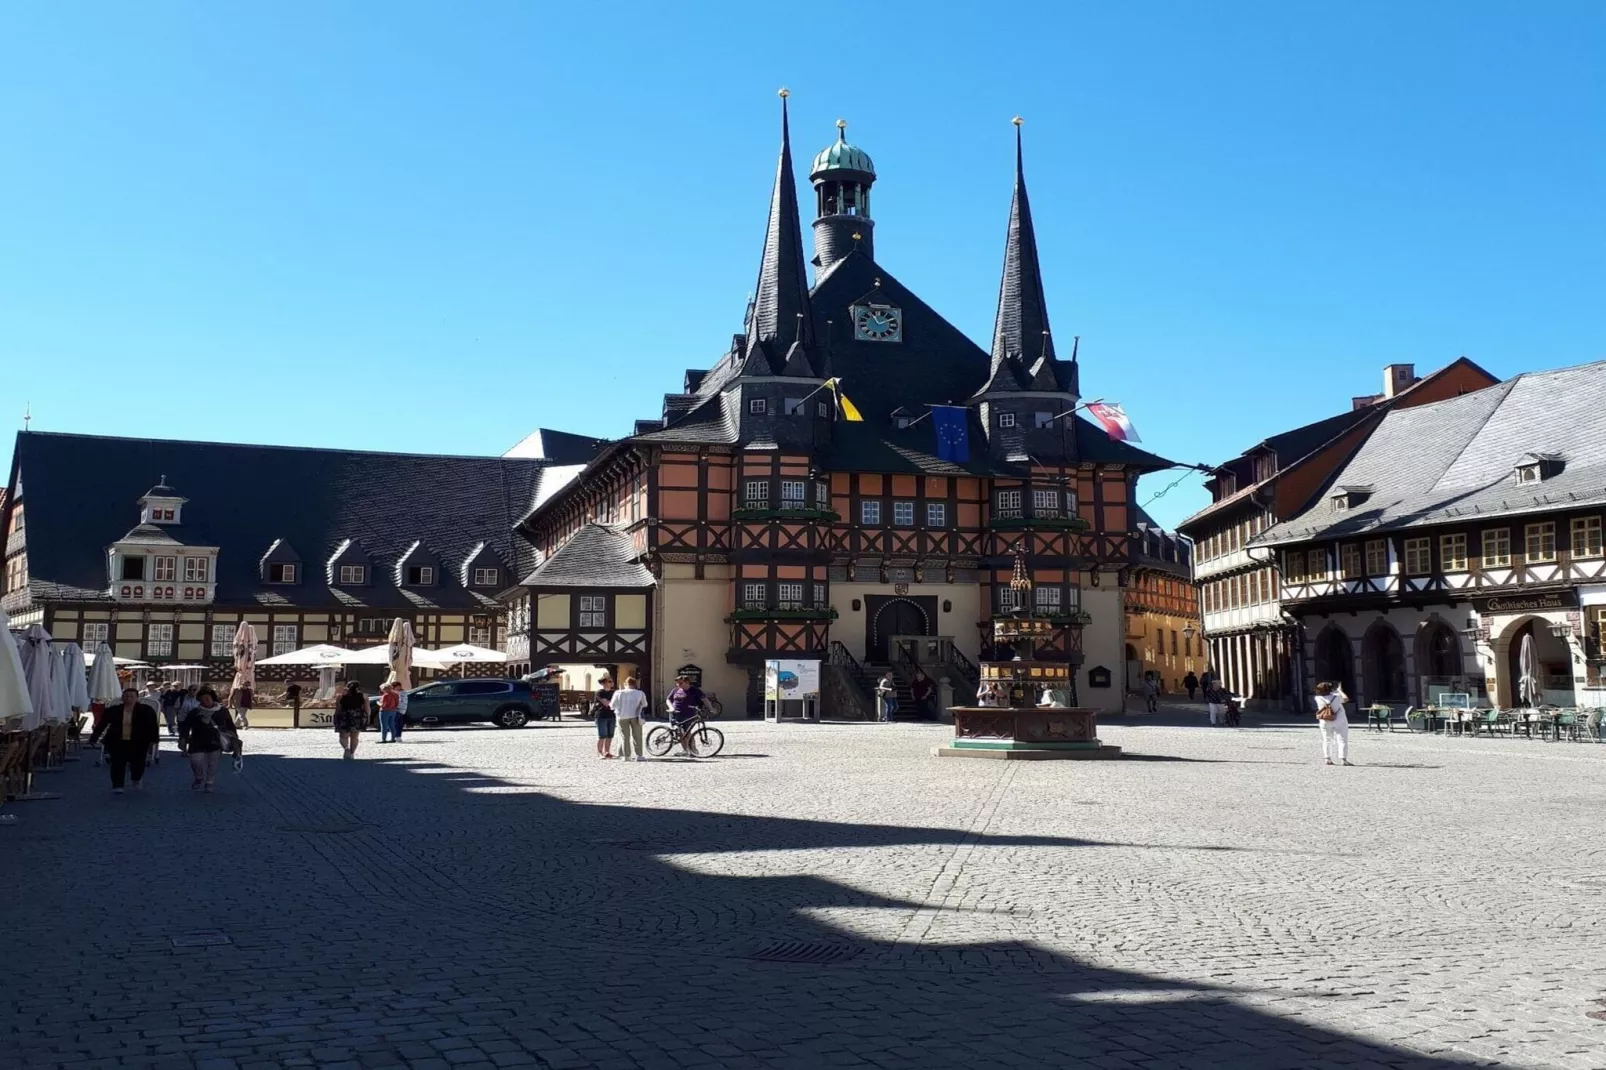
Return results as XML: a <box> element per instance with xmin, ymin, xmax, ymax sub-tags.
<box><xmin>0</xmin><ymin>605</ymin><xmax>35</xmax><ymax>724</ymax></box>
<box><xmin>18</xmin><ymin>624</ymin><xmax>55</xmax><ymax>731</ymax></box>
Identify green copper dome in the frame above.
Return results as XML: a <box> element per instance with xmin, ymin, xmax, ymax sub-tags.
<box><xmin>810</xmin><ymin>125</ymin><xmax>875</xmax><ymax>179</ymax></box>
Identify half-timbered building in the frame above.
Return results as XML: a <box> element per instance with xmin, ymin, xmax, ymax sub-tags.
<box><xmin>1123</xmin><ymin>511</ymin><xmax>1201</xmax><ymax>694</ymax></box>
<box><xmin>1177</xmin><ymin>358</ymin><xmax>1499</xmax><ymax>709</ymax></box>
<box><xmin>1</xmin><ymin>430</ymin><xmax>599</xmax><ymax>703</ymax></box>
<box><xmin>1252</xmin><ymin>360</ymin><xmax>1606</xmax><ymax>710</ymax></box>
<box><xmin>502</xmin><ymin>100</ymin><xmax>1174</xmax><ymax>715</ymax></box>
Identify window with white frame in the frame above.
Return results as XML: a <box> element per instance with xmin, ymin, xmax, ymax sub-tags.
<box><xmin>743</xmin><ymin>583</ymin><xmax>766</xmax><ymax>608</ymax></box>
<box><xmin>578</xmin><ymin>595</ymin><xmax>607</xmax><ymax>628</ymax></box>
<box><xmin>813</xmin><ymin>583</ymin><xmax>828</xmax><ymax>608</ymax></box>
<box><xmin>1034</xmin><ymin>587</ymin><xmax>1061</xmax><ymax>613</ymax></box>
<box><xmin>780</xmin><ymin>479</ymin><xmax>806</xmax><ymax>504</ymax></box>
<box><xmin>892</xmin><ymin>501</ymin><xmax>915</xmax><ymax>526</ymax></box>
<box><xmin>997</xmin><ymin>586</ymin><xmax>1020</xmax><ymax>612</ymax></box>
<box><xmin>744</xmin><ymin>480</ymin><xmax>768</xmax><ymax>506</ymax></box>
<box><xmin>272</xmin><ymin>624</ymin><xmax>298</xmax><ymax>656</ymax></box>
<box><xmin>268</xmin><ymin>562</ymin><xmax>297</xmax><ymax>584</ymax></box>
<box><xmin>210</xmin><ymin>624</ymin><xmax>232</xmax><ymax>656</ymax></box>
<box><xmin>777</xmin><ymin>582</ymin><xmax>804</xmax><ymax>609</ymax></box>
<box><xmin>816</xmin><ymin>401</ymin><xmax>829</xmax><ymax>419</ymax></box>
<box><xmin>1572</xmin><ymin>517</ymin><xmax>1603</xmax><ymax>558</ymax></box>
<box><xmin>1364</xmin><ymin>540</ymin><xmax>1388</xmax><ymax>575</ymax></box>
<box><xmin>1403</xmin><ymin>537</ymin><xmax>1431</xmax><ymax>575</ymax></box>
<box><xmin>998</xmin><ymin>412</ymin><xmax>1017</xmax><ymax>428</ymax></box>
<box><xmin>860</xmin><ymin>500</ymin><xmax>881</xmax><ymax>525</ymax></box>
<box><xmin>996</xmin><ymin>490</ymin><xmax>1022</xmax><ymax>518</ymax></box>
<box><xmin>338</xmin><ymin>564</ymin><xmax>366</xmax><ymax>585</ymax></box>
<box><xmin>926</xmin><ymin>502</ymin><xmax>947</xmax><ymax>527</ymax></box>
<box><xmin>472</xmin><ymin>567</ymin><xmax>499</xmax><ymax>586</ymax></box>
<box><xmin>468</xmin><ymin>625</ymin><xmax>492</xmax><ymax>646</ymax></box>
<box><xmin>407</xmin><ymin>565</ymin><xmax>434</xmax><ymax>586</ymax></box>
<box><xmin>1482</xmin><ymin>528</ymin><xmax>1511</xmax><ymax>568</ymax></box>
<box><xmin>154</xmin><ymin>555</ymin><xmax>177</xmax><ymax>582</ymax></box>
<box><xmin>1306</xmin><ymin>548</ymin><xmax>1327</xmax><ymax>578</ymax></box>
<box><xmin>1285</xmin><ymin>550</ymin><xmax>1305</xmax><ymax>583</ymax></box>
<box><xmin>82</xmin><ymin>622</ymin><xmax>108</xmax><ymax>646</ymax></box>
<box><xmin>815</xmin><ymin>482</ymin><xmax>830</xmax><ymax>508</ymax></box>
<box><xmin>1340</xmin><ymin>544</ymin><xmax>1362</xmax><ymax>579</ymax></box>
<box><xmin>183</xmin><ymin>556</ymin><xmax>209</xmax><ymax>583</ymax></box>
<box><xmin>1440</xmin><ymin>533</ymin><xmax>1468</xmax><ymax>571</ymax></box>
<box><xmin>1032</xmin><ymin>489</ymin><xmax>1061</xmax><ymax>517</ymax></box>
<box><xmin>357</xmin><ymin>617</ymin><xmax>388</xmax><ymax>635</ymax></box>
<box><xmin>147</xmin><ymin>623</ymin><xmax>174</xmax><ymax>657</ymax></box>
<box><xmin>1525</xmin><ymin>522</ymin><xmax>1556</xmax><ymax>563</ymax></box>
<box><xmin>748</xmin><ymin>397</ymin><xmax>767</xmax><ymax>414</ymax></box>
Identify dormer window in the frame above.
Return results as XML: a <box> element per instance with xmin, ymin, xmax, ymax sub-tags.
<box><xmin>339</xmin><ymin>564</ymin><xmax>366</xmax><ymax>585</ymax></box>
<box><xmin>472</xmin><ymin>567</ymin><xmax>499</xmax><ymax>586</ymax></box>
<box><xmin>461</xmin><ymin>541</ymin><xmax>507</xmax><ymax>588</ymax></box>
<box><xmin>998</xmin><ymin>412</ymin><xmax>1017</xmax><ymax>429</ymax></box>
<box><xmin>749</xmin><ymin>398</ymin><xmax>767</xmax><ymax>414</ymax></box>
<box><xmin>269</xmin><ymin>563</ymin><xmax>298</xmax><ymax>584</ymax></box>
<box><xmin>1330</xmin><ymin>484</ymin><xmax>1374</xmax><ymax>511</ymax></box>
<box><xmin>1515</xmin><ymin>453</ymin><xmax>1562</xmax><ymax>484</ymax></box>
<box><xmin>407</xmin><ymin>565</ymin><xmax>435</xmax><ymax>586</ymax></box>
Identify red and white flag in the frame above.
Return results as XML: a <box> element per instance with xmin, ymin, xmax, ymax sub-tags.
<box><xmin>1086</xmin><ymin>401</ymin><xmax>1141</xmax><ymax>442</ymax></box>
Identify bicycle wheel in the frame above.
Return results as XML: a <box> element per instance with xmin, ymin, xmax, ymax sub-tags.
<box><xmin>645</xmin><ymin>725</ymin><xmax>676</xmax><ymax>757</ymax></box>
<box><xmin>685</xmin><ymin>724</ymin><xmax>725</xmax><ymax>758</ymax></box>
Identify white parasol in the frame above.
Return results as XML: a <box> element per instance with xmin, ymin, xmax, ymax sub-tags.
<box><xmin>46</xmin><ymin>647</ymin><xmax>72</xmax><ymax>724</ymax></box>
<box><xmin>0</xmin><ymin>605</ymin><xmax>35</xmax><ymax>723</ymax></box>
<box><xmin>88</xmin><ymin>642</ymin><xmax>124</xmax><ymax>704</ymax></box>
<box><xmin>59</xmin><ymin>642</ymin><xmax>91</xmax><ymax>713</ymax></box>
<box><xmin>430</xmin><ymin>643</ymin><xmax>508</xmax><ymax>665</ymax></box>
<box><xmin>1517</xmin><ymin>631</ymin><xmax>1541</xmax><ymax>707</ymax></box>
<box><xmin>385</xmin><ymin>618</ymin><xmax>415</xmax><ymax>690</ymax></box>
<box><xmin>342</xmin><ymin>643</ymin><xmax>446</xmax><ymax>669</ymax></box>
<box><xmin>256</xmin><ymin>643</ymin><xmax>353</xmax><ymax>666</ymax></box>
<box><xmin>18</xmin><ymin>624</ymin><xmax>56</xmax><ymax>730</ymax></box>
<box><xmin>230</xmin><ymin>621</ymin><xmax>257</xmax><ymax>695</ymax></box>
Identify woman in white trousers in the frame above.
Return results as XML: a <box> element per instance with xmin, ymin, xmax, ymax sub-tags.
<box><xmin>1313</xmin><ymin>681</ymin><xmax>1352</xmax><ymax>766</ymax></box>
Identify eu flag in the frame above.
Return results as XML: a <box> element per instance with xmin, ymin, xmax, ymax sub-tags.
<box><xmin>930</xmin><ymin>405</ymin><xmax>971</xmax><ymax>463</ymax></box>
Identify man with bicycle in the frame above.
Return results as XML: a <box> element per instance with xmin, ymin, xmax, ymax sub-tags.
<box><xmin>667</xmin><ymin>673</ymin><xmax>706</xmax><ymax>757</ymax></box>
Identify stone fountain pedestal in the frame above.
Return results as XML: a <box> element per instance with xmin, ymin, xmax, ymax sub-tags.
<box><xmin>934</xmin><ymin>705</ymin><xmax>1122</xmax><ymax>760</ymax></box>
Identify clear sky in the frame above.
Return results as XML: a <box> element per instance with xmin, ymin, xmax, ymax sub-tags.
<box><xmin>3</xmin><ymin>1</ymin><xmax>1602</xmax><ymax>528</ymax></box>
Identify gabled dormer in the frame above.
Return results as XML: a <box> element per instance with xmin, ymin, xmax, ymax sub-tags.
<box><xmin>460</xmin><ymin>542</ymin><xmax>508</xmax><ymax>591</ymax></box>
<box><xmin>138</xmin><ymin>476</ymin><xmax>187</xmax><ymax>525</ymax></box>
<box><xmin>260</xmin><ymin>539</ymin><xmax>303</xmax><ymax>585</ymax></box>
<box><xmin>327</xmin><ymin>538</ymin><xmax>372</xmax><ymax>586</ymax></box>
<box><xmin>395</xmin><ymin>540</ymin><xmax>443</xmax><ymax>588</ymax></box>
<box><xmin>1329</xmin><ymin>484</ymin><xmax>1375</xmax><ymax>512</ymax></box>
<box><xmin>1515</xmin><ymin>452</ymin><xmax>1563</xmax><ymax>485</ymax></box>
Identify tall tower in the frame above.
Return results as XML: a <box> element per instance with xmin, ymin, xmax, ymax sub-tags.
<box><xmin>809</xmin><ymin>120</ymin><xmax>877</xmax><ymax>273</ymax></box>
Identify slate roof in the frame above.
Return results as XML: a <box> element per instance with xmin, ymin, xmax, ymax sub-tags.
<box><xmin>517</xmin><ymin>524</ymin><xmax>654</xmax><ymax>588</ymax></box>
<box><xmin>502</xmin><ymin>427</ymin><xmax>608</xmax><ymax>464</ymax></box>
<box><xmin>12</xmin><ymin>431</ymin><xmax>548</xmax><ymax>608</ymax></box>
<box><xmin>1254</xmin><ymin>361</ymin><xmax>1606</xmax><ymax>545</ymax></box>
<box><xmin>991</xmin><ymin>124</ymin><xmax>1058</xmax><ymax>367</ymax></box>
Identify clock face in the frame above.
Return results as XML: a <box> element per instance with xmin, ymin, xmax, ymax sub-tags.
<box><xmin>852</xmin><ymin>303</ymin><xmax>902</xmax><ymax>343</ymax></box>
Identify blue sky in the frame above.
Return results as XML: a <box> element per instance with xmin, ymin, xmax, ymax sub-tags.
<box><xmin>3</xmin><ymin>1</ymin><xmax>1602</xmax><ymax>527</ymax></box>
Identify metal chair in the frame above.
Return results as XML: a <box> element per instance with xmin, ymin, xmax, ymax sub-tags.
<box><xmin>1470</xmin><ymin>708</ymin><xmax>1503</xmax><ymax>737</ymax></box>
<box><xmin>1551</xmin><ymin>708</ymin><xmax>1580</xmax><ymax>742</ymax></box>
<box><xmin>1367</xmin><ymin>704</ymin><xmax>1394</xmax><ymax>732</ymax></box>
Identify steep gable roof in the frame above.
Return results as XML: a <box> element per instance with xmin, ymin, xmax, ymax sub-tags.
<box><xmin>518</xmin><ymin>524</ymin><xmax>653</xmax><ymax>588</ymax></box>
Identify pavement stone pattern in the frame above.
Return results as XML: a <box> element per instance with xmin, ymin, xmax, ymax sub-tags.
<box><xmin>3</xmin><ymin>702</ymin><xmax>1604</xmax><ymax>1069</ymax></box>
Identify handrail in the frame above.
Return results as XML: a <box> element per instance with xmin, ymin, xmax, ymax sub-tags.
<box><xmin>949</xmin><ymin>646</ymin><xmax>979</xmax><ymax>685</ymax></box>
<box><xmin>826</xmin><ymin>641</ymin><xmax>864</xmax><ymax>676</ymax></box>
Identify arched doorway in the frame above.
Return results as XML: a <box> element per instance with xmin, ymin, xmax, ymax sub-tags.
<box><xmin>1312</xmin><ymin>625</ymin><xmax>1355</xmax><ymax>700</ymax></box>
<box><xmin>1362</xmin><ymin>622</ymin><xmax>1407</xmax><ymax>706</ymax></box>
<box><xmin>1502</xmin><ymin>617</ymin><xmax>1575</xmax><ymax>708</ymax></box>
<box><xmin>866</xmin><ymin>596</ymin><xmax>933</xmax><ymax>662</ymax></box>
<box><xmin>1415</xmin><ymin>620</ymin><xmax>1461</xmax><ymax>703</ymax></box>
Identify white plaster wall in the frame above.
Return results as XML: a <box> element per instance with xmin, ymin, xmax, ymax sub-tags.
<box><xmin>654</xmin><ymin>563</ymin><xmax>748</xmax><ymax>715</ymax></box>
<box><xmin>1079</xmin><ymin>585</ymin><xmax>1125</xmax><ymax>714</ymax></box>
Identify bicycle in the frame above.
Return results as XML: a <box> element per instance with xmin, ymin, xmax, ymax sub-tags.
<box><xmin>646</xmin><ymin>712</ymin><xmax>725</xmax><ymax>758</ymax></box>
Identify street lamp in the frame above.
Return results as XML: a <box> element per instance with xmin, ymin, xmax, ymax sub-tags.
<box><xmin>1548</xmin><ymin>619</ymin><xmax>1573</xmax><ymax>640</ymax></box>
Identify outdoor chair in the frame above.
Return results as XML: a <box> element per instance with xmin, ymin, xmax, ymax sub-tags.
<box><xmin>65</xmin><ymin>713</ymin><xmax>87</xmax><ymax>751</ymax></box>
<box><xmin>1551</xmin><ymin>709</ymin><xmax>1580</xmax><ymax>742</ymax></box>
<box><xmin>1588</xmin><ymin>709</ymin><xmax>1606</xmax><ymax>743</ymax></box>
<box><xmin>1470</xmin><ymin>709</ymin><xmax>1503</xmax><ymax>737</ymax></box>
<box><xmin>1401</xmin><ymin>706</ymin><xmax>1420</xmax><ymax>732</ymax></box>
<box><xmin>1367</xmin><ymin>704</ymin><xmax>1395</xmax><ymax>731</ymax></box>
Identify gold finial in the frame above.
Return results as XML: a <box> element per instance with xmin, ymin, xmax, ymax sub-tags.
<box><xmin>778</xmin><ymin>87</ymin><xmax>790</xmax><ymax>99</ymax></box>
<box><xmin>1012</xmin><ymin>115</ymin><xmax>1024</xmax><ymax>127</ymax></box>
<box><xmin>836</xmin><ymin>118</ymin><xmax>847</xmax><ymax>140</ymax></box>
<box><xmin>852</xmin><ymin>232</ymin><xmax>862</xmax><ymax>241</ymax></box>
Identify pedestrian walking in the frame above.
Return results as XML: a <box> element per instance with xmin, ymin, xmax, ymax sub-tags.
<box><xmin>89</xmin><ymin>687</ymin><xmax>161</xmax><ymax>793</ymax></box>
<box><xmin>875</xmin><ymin>671</ymin><xmax>897</xmax><ymax>722</ymax></box>
<box><xmin>178</xmin><ymin>688</ymin><xmax>238</xmax><ymax>793</ymax></box>
<box><xmin>1203</xmin><ymin>681</ymin><xmax>1230</xmax><ymax>726</ymax></box>
<box><xmin>1183</xmin><ymin>671</ymin><xmax>1198</xmax><ymax>701</ymax></box>
<box><xmin>159</xmin><ymin>682</ymin><xmax>182</xmax><ymax>737</ymax></box>
<box><xmin>1313</xmin><ymin>681</ymin><xmax>1352</xmax><ymax>766</ymax></box>
<box><xmin>394</xmin><ymin>685</ymin><xmax>407</xmax><ymax>739</ymax></box>
<box><xmin>611</xmin><ymin>675</ymin><xmax>648</xmax><ymax>761</ymax></box>
<box><xmin>909</xmin><ymin>669</ymin><xmax>936</xmax><ymax>720</ymax></box>
<box><xmin>377</xmin><ymin>682</ymin><xmax>401</xmax><ymax>742</ymax></box>
<box><xmin>1141</xmin><ymin>674</ymin><xmax>1159</xmax><ymax>714</ymax></box>
<box><xmin>230</xmin><ymin>683</ymin><xmax>253</xmax><ymax>730</ymax></box>
<box><xmin>334</xmin><ymin>682</ymin><xmax>366</xmax><ymax>760</ymax></box>
<box><xmin>593</xmin><ymin>676</ymin><xmax>618</xmax><ymax>759</ymax></box>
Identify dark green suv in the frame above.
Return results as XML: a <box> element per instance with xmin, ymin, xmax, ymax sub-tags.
<box><xmin>389</xmin><ymin>678</ymin><xmax>555</xmax><ymax>729</ymax></box>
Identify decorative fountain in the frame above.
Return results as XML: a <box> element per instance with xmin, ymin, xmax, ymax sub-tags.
<box><xmin>935</xmin><ymin>549</ymin><xmax>1121</xmax><ymax>760</ymax></box>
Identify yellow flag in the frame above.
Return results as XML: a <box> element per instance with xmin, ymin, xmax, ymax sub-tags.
<box><xmin>828</xmin><ymin>379</ymin><xmax>864</xmax><ymax>422</ymax></box>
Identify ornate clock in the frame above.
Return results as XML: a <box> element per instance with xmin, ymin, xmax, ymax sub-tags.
<box><xmin>851</xmin><ymin>303</ymin><xmax>902</xmax><ymax>343</ymax></box>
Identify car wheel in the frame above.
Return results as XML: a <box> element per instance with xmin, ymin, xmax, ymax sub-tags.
<box><xmin>494</xmin><ymin>706</ymin><xmax>530</xmax><ymax>729</ymax></box>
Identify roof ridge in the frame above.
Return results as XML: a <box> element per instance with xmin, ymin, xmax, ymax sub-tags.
<box><xmin>17</xmin><ymin>429</ymin><xmax>552</xmax><ymax>467</ymax></box>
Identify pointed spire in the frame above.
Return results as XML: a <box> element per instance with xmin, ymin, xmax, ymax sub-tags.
<box><xmin>990</xmin><ymin>116</ymin><xmax>1056</xmax><ymax>372</ymax></box>
<box><xmin>746</xmin><ymin>89</ymin><xmax>814</xmax><ymax>355</ymax></box>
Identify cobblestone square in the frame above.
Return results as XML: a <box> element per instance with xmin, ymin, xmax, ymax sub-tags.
<box><xmin>4</xmin><ymin>709</ymin><xmax>1604</xmax><ymax>1069</ymax></box>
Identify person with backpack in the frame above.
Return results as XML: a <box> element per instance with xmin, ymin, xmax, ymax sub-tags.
<box><xmin>1313</xmin><ymin>681</ymin><xmax>1353</xmax><ymax>766</ymax></box>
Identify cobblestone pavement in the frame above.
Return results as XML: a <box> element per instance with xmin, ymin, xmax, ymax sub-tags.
<box><xmin>5</xmin><ymin>711</ymin><xmax>1605</xmax><ymax>1069</ymax></box>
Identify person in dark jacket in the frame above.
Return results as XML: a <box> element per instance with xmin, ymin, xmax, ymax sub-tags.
<box><xmin>334</xmin><ymin>682</ymin><xmax>366</xmax><ymax>760</ymax></box>
<box><xmin>177</xmin><ymin>687</ymin><xmax>238</xmax><ymax>793</ymax></box>
<box><xmin>89</xmin><ymin>688</ymin><xmax>161</xmax><ymax>793</ymax></box>
<box><xmin>1183</xmin><ymin>671</ymin><xmax>1199</xmax><ymax>701</ymax></box>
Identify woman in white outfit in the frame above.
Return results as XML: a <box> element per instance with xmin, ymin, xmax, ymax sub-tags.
<box><xmin>1313</xmin><ymin>681</ymin><xmax>1352</xmax><ymax>766</ymax></box>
